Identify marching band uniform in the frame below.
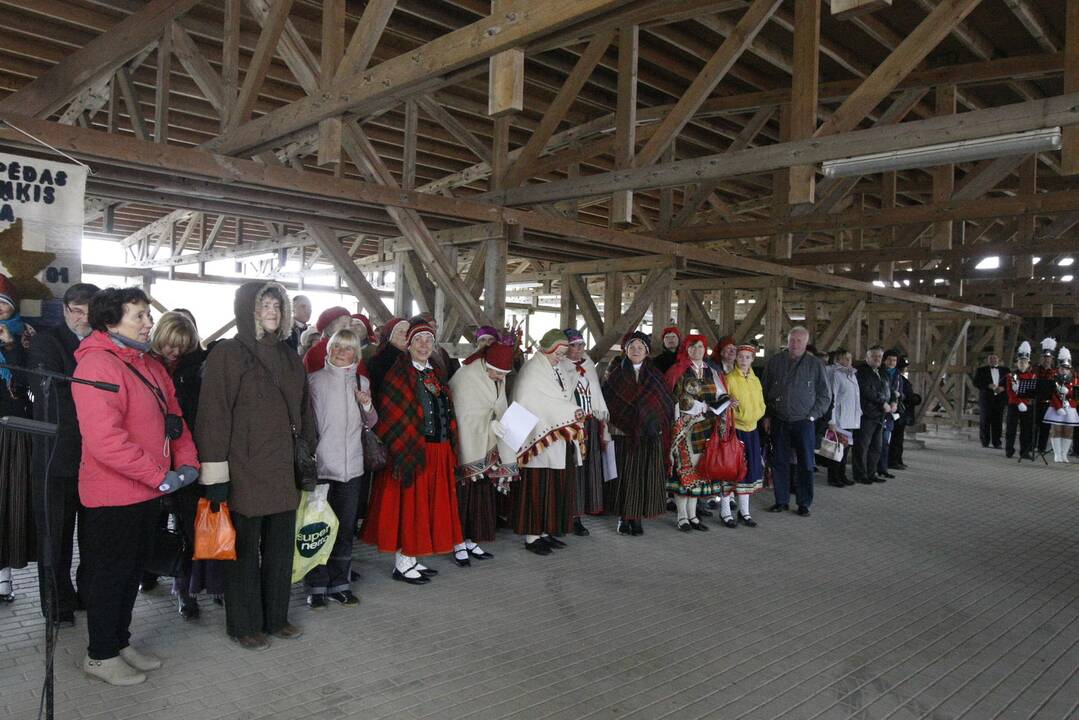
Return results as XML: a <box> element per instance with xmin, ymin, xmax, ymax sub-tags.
<box><xmin>1035</xmin><ymin>338</ymin><xmax>1058</xmax><ymax>455</ymax></box>
<box><xmin>1044</xmin><ymin>347</ymin><xmax>1078</xmax><ymax>462</ymax></box>
<box><xmin>1004</xmin><ymin>341</ymin><xmax>1038</xmax><ymax>461</ymax></box>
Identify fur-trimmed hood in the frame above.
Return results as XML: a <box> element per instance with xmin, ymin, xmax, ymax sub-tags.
<box><xmin>235</xmin><ymin>280</ymin><xmax>292</xmax><ymax>343</ymax></box>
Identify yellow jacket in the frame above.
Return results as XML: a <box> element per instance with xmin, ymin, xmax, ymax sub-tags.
<box><xmin>726</xmin><ymin>367</ymin><xmax>766</xmax><ymax>431</ymax></box>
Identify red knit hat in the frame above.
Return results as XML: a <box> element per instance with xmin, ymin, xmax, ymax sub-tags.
<box><xmin>316</xmin><ymin>306</ymin><xmax>350</xmax><ymax>333</ymax></box>
<box><xmin>407</xmin><ymin>322</ymin><xmax>435</xmax><ymax>345</ymax></box>
<box><xmin>350</xmin><ymin>313</ymin><xmax>373</xmax><ymax>338</ymax></box>
<box><xmin>485</xmin><ymin>343</ymin><xmax>514</xmax><ymax>373</ymax></box>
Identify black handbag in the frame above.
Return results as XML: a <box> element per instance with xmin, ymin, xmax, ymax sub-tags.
<box><xmin>361</xmin><ymin>421</ymin><xmax>387</xmax><ymax>472</ymax></box>
<box><xmin>145</xmin><ymin>526</ymin><xmax>187</xmax><ymax>578</ymax></box>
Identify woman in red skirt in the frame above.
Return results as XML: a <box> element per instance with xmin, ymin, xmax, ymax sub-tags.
<box><xmin>362</xmin><ymin>323</ymin><xmax>463</xmax><ymax>584</ymax></box>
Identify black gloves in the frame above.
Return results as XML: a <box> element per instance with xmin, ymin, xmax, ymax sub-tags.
<box><xmin>204</xmin><ymin>481</ymin><xmax>230</xmax><ymax>511</ymax></box>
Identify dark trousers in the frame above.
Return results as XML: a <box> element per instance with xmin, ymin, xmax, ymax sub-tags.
<box><xmin>225</xmin><ymin>509</ymin><xmax>295</xmax><ymax>638</ymax></box>
<box><xmin>305</xmin><ymin>477</ymin><xmax>362</xmax><ymax>595</ymax></box>
<box><xmin>1005</xmin><ymin>404</ymin><xmax>1033</xmax><ymax>457</ymax></box>
<box><xmin>877</xmin><ymin>416</ymin><xmax>894</xmax><ymax>474</ymax></box>
<box><xmin>1037</xmin><ymin>400</ymin><xmax>1051</xmax><ymax>453</ymax></box>
<box><xmin>889</xmin><ymin>422</ymin><xmax>907</xmax><ymax>466</ymax></box>
<box><xmin>826</xmin><ymin>443</ymin><xmax>850</xmax><ymax>483</ymax></box>
<box><xmin>979</xmin><ymin>392</ymin><xmax>1006</xmax><ymax>447</ymax></box>
<box><xmin>81</xmin><ymin>498</ymin><xmax>158</xmax><ymax>659</ymax></box>
<box><xmin>771</xmin><ymin>418</ymin><xmax>815</xmax><ymax>509</ymax></box>
<box><xmin>32</xmin><ymin>473</ymin><xmax>84</xmax><ymax>617</ymax></box>
<box><xmin>853</xmin><ymin>417</ymin><xmax>884</xmax><ymax>482</ymax></box>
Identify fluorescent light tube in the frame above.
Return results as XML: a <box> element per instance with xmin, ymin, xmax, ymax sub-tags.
<box><xmin>821</xmin><ymin>128</ymin><xmax>1061</xmax><ymax>178</ymax></box>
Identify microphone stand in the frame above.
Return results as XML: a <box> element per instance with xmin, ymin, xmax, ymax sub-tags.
<box><xmin>0</xmin><ymin>362</ymin><xmax>117</xmax><ymax>720</ymax></box>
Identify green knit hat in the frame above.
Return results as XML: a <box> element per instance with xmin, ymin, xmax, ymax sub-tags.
<box><xmin>539</xmin><ymin>328</ymin><xmax>569</xmax><ymax>354</ymax></box>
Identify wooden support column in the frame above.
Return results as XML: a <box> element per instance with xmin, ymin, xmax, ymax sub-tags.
<box><xmin>1016</xmin><ymin>155</ymin><xmax>1037</xmax><ymax>278</ymax></box>
<box><xmin>402</xmin><ymin>100</ymin><xmax>418</xmax><ymax>190</ymax></box>
<box><xmin>879</xmin><ymin>170</ymin><xmax>896</xmax><ymax>282</ymax></box>
<box><xmin>651</xmin><ymin>276</ymin><xmax>674</xmax><ymax>330</ymax></box>
<box><xmin>772</xmin><ymin>105</ymin><xmax>792</xmax><ymax>259</ymax></box>
<box><xmin>764</xmin><ymin>286</ymin><xmax>784</xmax><ymax>354</ymax></box>
<box><xmin>222</xmin><ymin>0</ymin><xmax>240</xmax><ymax>129</ymax></box>
<box><xmin>393</xmin><ymin>251</ymin><xmax>414</xmax><ymax>318</ymax></box>
<box><xmin>484</xmin><ymin>226</ymin><xmax>510</xmax><ymax>326</ymax></box>
<box><xmin>659</xmin><ymin>144</ymin><xmax>675</xmax><ymax>229</ymax></box>
<box><xmin>487</xmin><ymin>0</ymin><xmax>523</xmax><ymax>117</ymax></box>
<box><xmin>604</xmin><ymin>272</ymin><xmax>623</xmax><ymax>330</ymax></box>
<box><xmin>788</xmin><ymin>0</ymin><xmax>820</xmax><ymax>206</ymax></box>
<box><xmin>560</xmin><ymin>274</ymin><xmax>576</xmax><ymax>330</ymax></box>
<box><xmin>317</xmin><ymin>0</ymin><xmax>344</xmax><ymax>165</ymax></box>
<box><xmin>154</xmin><ymin>27</ymin><xmax>172</xmax><ymax>144</ymax></box>
<box><xmin>611</xmin><ymin>25</ymin><xmax>638</xmax><ymax>227</ymax></box>
<box><xmin>435</xmin><ymin>245</ymin><xmax>457</xmax><ymax>331</ymax></box>
<box><xmin>1064</xmin><ymin>0</ymin><xmax>1079</xmax><ymax>174</ymax></box>
<box><xmin>931</xmin><ymin>84</ymin><xmax>957</xmax><ymax>250</ymax></box>
<box><xmin>719</xmin><ymin>290</ymin><xmax>736</xmax><ymax>336</ymax></box>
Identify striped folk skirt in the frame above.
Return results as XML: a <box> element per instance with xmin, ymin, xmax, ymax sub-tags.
<box><xmin>362</xmin><ymin>441</ymin><xmax>463</xmax><ymax>557</ymax></box>
<box><xmin>510</xmin><ymin>444</ymin><xmax>577</xmax><ymax>537</ymax></box>
<box><xmin>613</xmin><ymin>435</ymin><xmax>667</xmax><ymax>520</ymax></box>
<box><xmin>575</xmin><ymin>415</ymin><xmax>605</xmax><ymax>515</ymax></box>
<box><xmin>0</xmin><ymin>427</ymin><xmax>35</xmax><ymax>568</ymax></box>
<box><xmin>457</xmin><ymin>476</ymin><xmax>498</xmax><ymax>543</ymax></box>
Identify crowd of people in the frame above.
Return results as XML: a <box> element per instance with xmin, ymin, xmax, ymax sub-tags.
<box><xmin>973</xmin><ymin>339</ymin><xmax>1079</xmax><ymax>462</ymax></box>
<box><xmin>0</xmin><ymin>279</ymin><xmax>937</xmax><ymax>687</ymax></box>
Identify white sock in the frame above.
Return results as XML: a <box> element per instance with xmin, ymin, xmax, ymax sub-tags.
<box><xmin>525</xmin><ymin>534</ymin><xmax>541</xmax><ymax>544</ymax></box>
<box><xmin>738</xmin><ymin>494</ymin><xmax>751</xmax><ymax>518</ymax></box>
<box><xmin>674</xmin><ymin>496</ymin><xmax>689</xmax><ymax>523</ymax></box>
<box><xmin>687</xmin><ymin>497</ymin><xmax>698</xmax><ymax>522</ymax></box>
<box><xmin>720</xmin><ymin>493</ymin><xmax>733</xmax><ymax>520</ymax></box>
<box><xmin>464</xmin><ymin>539</ymin><xmax>478</xmax><ymax>551</ymax></box>
<box><xmin>453</xmin><ymin>543</ymin><xmax>467</xmax><ymax>553</ymax></box>
<box><xmin>394</xmin><ymin>551</ymin><xmax>420</xmax><ymax>577</ymax></box>
<box><xmin>470</xmin><ymin>544</ymin><xmax>486</xmax><ymax>555</ymax></box>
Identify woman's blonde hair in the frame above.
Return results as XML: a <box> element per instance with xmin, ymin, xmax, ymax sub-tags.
<box><xmin>151</xmin><ymin>311</ymin><xmax>200</xmax><ymax>356</ymax></box>
<box><xmin>327</xmin><ymin>328</ymin><xmax>362</xmax><ymax>358</ymax></box>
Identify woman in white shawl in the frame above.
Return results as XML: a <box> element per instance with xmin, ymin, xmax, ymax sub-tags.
<box><xmin>509</xmin><ymin>329</ymin><xmax>585</xmax><ymax>555</ymax></box>
<box><xmin>447</xmin><ymin>340</ymin><xmax>517</xmax><ymax>566</ymax></box>
<box><xmin>561</xmin><ymin>328</ymin><xmax>611</xmax><ymax>535</ymax></box>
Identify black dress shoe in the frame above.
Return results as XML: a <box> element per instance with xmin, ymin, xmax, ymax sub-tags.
<box><xmin>306</xmin><ymin>593</ymin><xmax>327</xmax><ymax>609</ymax></box>
<box><xmin>544</xmin><ymin>535</ymin><xmax>567</xmax><ymax>549</ymax></box>
<box><xmin>796</xmin><ymin>506</ymin><xmax>811</xmax><ymax>517</ymax></box>
<box><xmin>178</xmin><ymin>598</ymin><xmax>200</xmax><ymax>620</ymax></box>
<box><xmin>666</xmin><ymin>498</ymin><xmax>676</xmax><ymax>512</ymax></box>
<box><xmin>416</xmin><ymin>566</ymin><xmax>438</xmax><ymax>577</ymax></box>
<box><xmin>879</xmin><ymin>471</ymin><xmax>896</xmax><ymax>479</ymax></box>
<box><xmin>677</xmin><ymin>520</ymin><xmax>692</xmax><ymax>532</ymax></box>
<box><xmin>573</xmin><ymin>517</ymin><xmax>590</xmax><ymax>536</ymax></box>
<box><xmin>392</xmin><ymin>569</ymin><xmax>430</xmax><ymax>585</ymax></box>
<box><xmin>873</xmin><ymin>475</ymin><xmax>887</xmax><ymax>483</ymax></box>
<box><xmin>525</xmin><ymin>539</ymin><xmax>552</xmax><ymax>555</ymax></box>
<box><xmin>738</xmin><ymin>512</ymin><xmax>757</xmax><ymax>528</ymax></box>
<box><xmin>631</xmin><ymin>519</ymin><xmax>644</xmax><ymax>536</ymax></box>
<box><xmin>139</xmin><ymin>577</ymin><xmax>159</xmax><ymax>593</ymax></box>
<box><xmin>857</xmin><ymin>478</ymin><xmax>874</xmax><ymax>484</ymax></box>
<box><xmin>768</xmin><ymin>503</ymin><xmax>788</xmax><ymax>512</ymax></box>
<box><xmin>842</xmin><ymin>477</ymin><xmax>855</xmax><ymax>486</ymax></box>
<box><xmin>696</xmin><ymin>506</ymin><xmax>713</xmax><ymax>518</ymax></box>
<box><xmin>827</xmin><ymin>479</ymin><xmax>845</xmax><ymax>488</ymax></box>
<box><xmin>452</xmin><ymin>553</ymin><xmax>472</xmax><ymax>568</ymax></box>
<box><xmin>721</xmin><ymin>517</ymin><xmax>737</xmax><ymax>528</ymax></box>
<box><xmin>327</xmin><ymin>591</ymin><xmax>360</xmax><ymax>606</ymax></box>
<box><xmin>617</xmin><ymin>519</ymin><xmax>632</xmax><ymax>535</ymax></box>
<box><xmin>470</xmin><ymin>548</ymin><xmax>495</xmax><ymax>560</ymax></box>
<box><xmin>689</xmin><ymin>519</ymin><xmax>709</xmax><ymax>531</ymax></box>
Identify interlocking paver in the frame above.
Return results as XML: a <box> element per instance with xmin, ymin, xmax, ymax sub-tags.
<box><xmin>1</xmin><ymin>434</ymin><xmax>1077</xmax><ymax>720</ymax></box>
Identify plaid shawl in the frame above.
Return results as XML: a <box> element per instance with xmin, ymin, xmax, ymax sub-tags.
<box><xmin>376</xmin><ymin>352</ymin><xmax>457</xmax><ymax>488</ymax></box>
<box><xmin>603</xmin><ymin>356</ymin><xmax>674</xmax><ymax>457</ymax></box>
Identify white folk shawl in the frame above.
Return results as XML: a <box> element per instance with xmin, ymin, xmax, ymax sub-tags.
<box><xmin>513</xmin><ymin>352</ymin><xmax>584</xmax><ymax>469</ymax></box>
<box><xmin>448</xmin><ymin>359</ymin><xmax>516</xmax><ymax>480</ymax></box>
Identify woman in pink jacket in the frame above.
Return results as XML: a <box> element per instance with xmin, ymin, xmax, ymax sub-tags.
<box><xmin>72</xmin><ymin>288</ymin><xmax>199</xmax><ymax>687</ymax></box>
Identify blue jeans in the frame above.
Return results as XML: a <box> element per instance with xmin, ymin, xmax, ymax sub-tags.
<box><xmin>771</xmin><ymin>418</ymin><xmax>816</xmax><ymax>509</ymax></box>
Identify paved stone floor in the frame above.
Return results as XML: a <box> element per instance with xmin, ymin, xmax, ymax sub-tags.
<box><xmin>2</xmin><ymin>435</ymin><xmax>1078</xmax><ymax>720</ymax></box>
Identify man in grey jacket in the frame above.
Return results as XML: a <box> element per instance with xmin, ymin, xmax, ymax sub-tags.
<box><xmin>761</xmin><ymin>327</ymin><xmax>832</xmax><ymax>516</ymax></box>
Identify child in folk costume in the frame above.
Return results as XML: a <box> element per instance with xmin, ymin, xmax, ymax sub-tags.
<box><xmin>362</xmin><ymin>323</ymin><xmax>463</xmax><ymax>584</ymax></box>
<box><xmin>448</xmin><ymin>340</ymin><xmax>518</xmax><ymax>566</ymax></box>
<box><xmin>562</xmin><ymin>328</ymin><xmax>611</xmax><ymax>535</ymax></box>
<box><xmin>723</xmin><ymin>343</ymin><xmax>766</xmax><ymax>528</ymax></box>
<box><xmin>602</xmin><ymin>331</ymin><xmax>674</xmax><ymax>536</ymax></box>
<box><xmin>665</xmin><ymin>334</ymin><xmax>731</xmax><ymax>532</ymax></box>
<box><xmin>1005</xmin><ymin>341</ymin><xmax>1039</xmax><ymax>461</ymax></box>
<box><xmin>1044</xmin><ymin>346</ymin><xmax>1078</xmax><ymax>462</ymax></box>
<box><xmin>510</xmin><ymin>329</ymin><xmax>585</xmax><ymax>555</ymax></box>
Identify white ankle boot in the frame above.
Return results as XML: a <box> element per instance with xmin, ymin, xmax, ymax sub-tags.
<box><xmin>83</xmin><ymin>655</ymin><xmax>146</xmax><ymax>686</ymax></box>
<box><xmin>120</xmin><ymin>645</ymin><xmax>162</xmax><ymax>671</ymax></box>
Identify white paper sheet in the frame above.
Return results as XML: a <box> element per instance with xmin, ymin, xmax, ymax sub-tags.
<box><xmin>602</xmin><ymin>440</ymin><xmax>618</xmax><ymax>481</ymax></box>
<box><xmin>499</xmin><ymin>402</ymin><xmax>540</xmax><ymax>455</ymax></box>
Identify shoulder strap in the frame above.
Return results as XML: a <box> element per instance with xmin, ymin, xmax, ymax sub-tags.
<box><xmin>122</xmin><ymin>361</ymin><xmax>168</xmax><ymax>417</ymax></box>
<box><xmin>234</xmin><ymin>340</ymin><xmax>300</xmax><ymax>435</ymax></box>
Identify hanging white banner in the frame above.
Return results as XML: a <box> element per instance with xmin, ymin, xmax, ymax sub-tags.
<box><xmin>0</xmin><ymin>152</ymin><xmax>86</xmax><ymax>319</ymax></box>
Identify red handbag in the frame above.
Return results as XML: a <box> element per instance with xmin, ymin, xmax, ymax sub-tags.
<box><xmin>698</xmin><ymin>411</ymin><xmax>748</xmax><ymax>483</ymax></box>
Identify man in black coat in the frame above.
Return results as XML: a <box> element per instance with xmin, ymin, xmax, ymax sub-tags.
<box><xmin>28</xmin><ymin>283</ymin><xmax>98</xmax><ymax>625</ymax></box>
<box><xmin>972</xmin><ymin>351</ymin><xmax>1009</xmax><ymax>449</ymax></box>
<box><xmin>853</xmin><ymin>346</ymin><xmax>892</xmax><ymax>484</ymax></box>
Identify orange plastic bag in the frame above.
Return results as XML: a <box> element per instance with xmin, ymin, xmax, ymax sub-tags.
<box><xmin>193</xmin><ymin>498</ymin><xmax>237</xmax><ymax>561</ymax></box>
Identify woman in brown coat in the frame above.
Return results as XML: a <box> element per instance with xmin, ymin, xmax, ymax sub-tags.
<box><xmin>196</xmin><ymin>281</ymin><xmax>316</xmax><ymax>651</ymax></box>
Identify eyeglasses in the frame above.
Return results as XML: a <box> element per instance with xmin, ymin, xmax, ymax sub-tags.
<box><xmin>64</xmin><ymin>305</ymin><xmax>89</xmax><ymax>318</ymax></box>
